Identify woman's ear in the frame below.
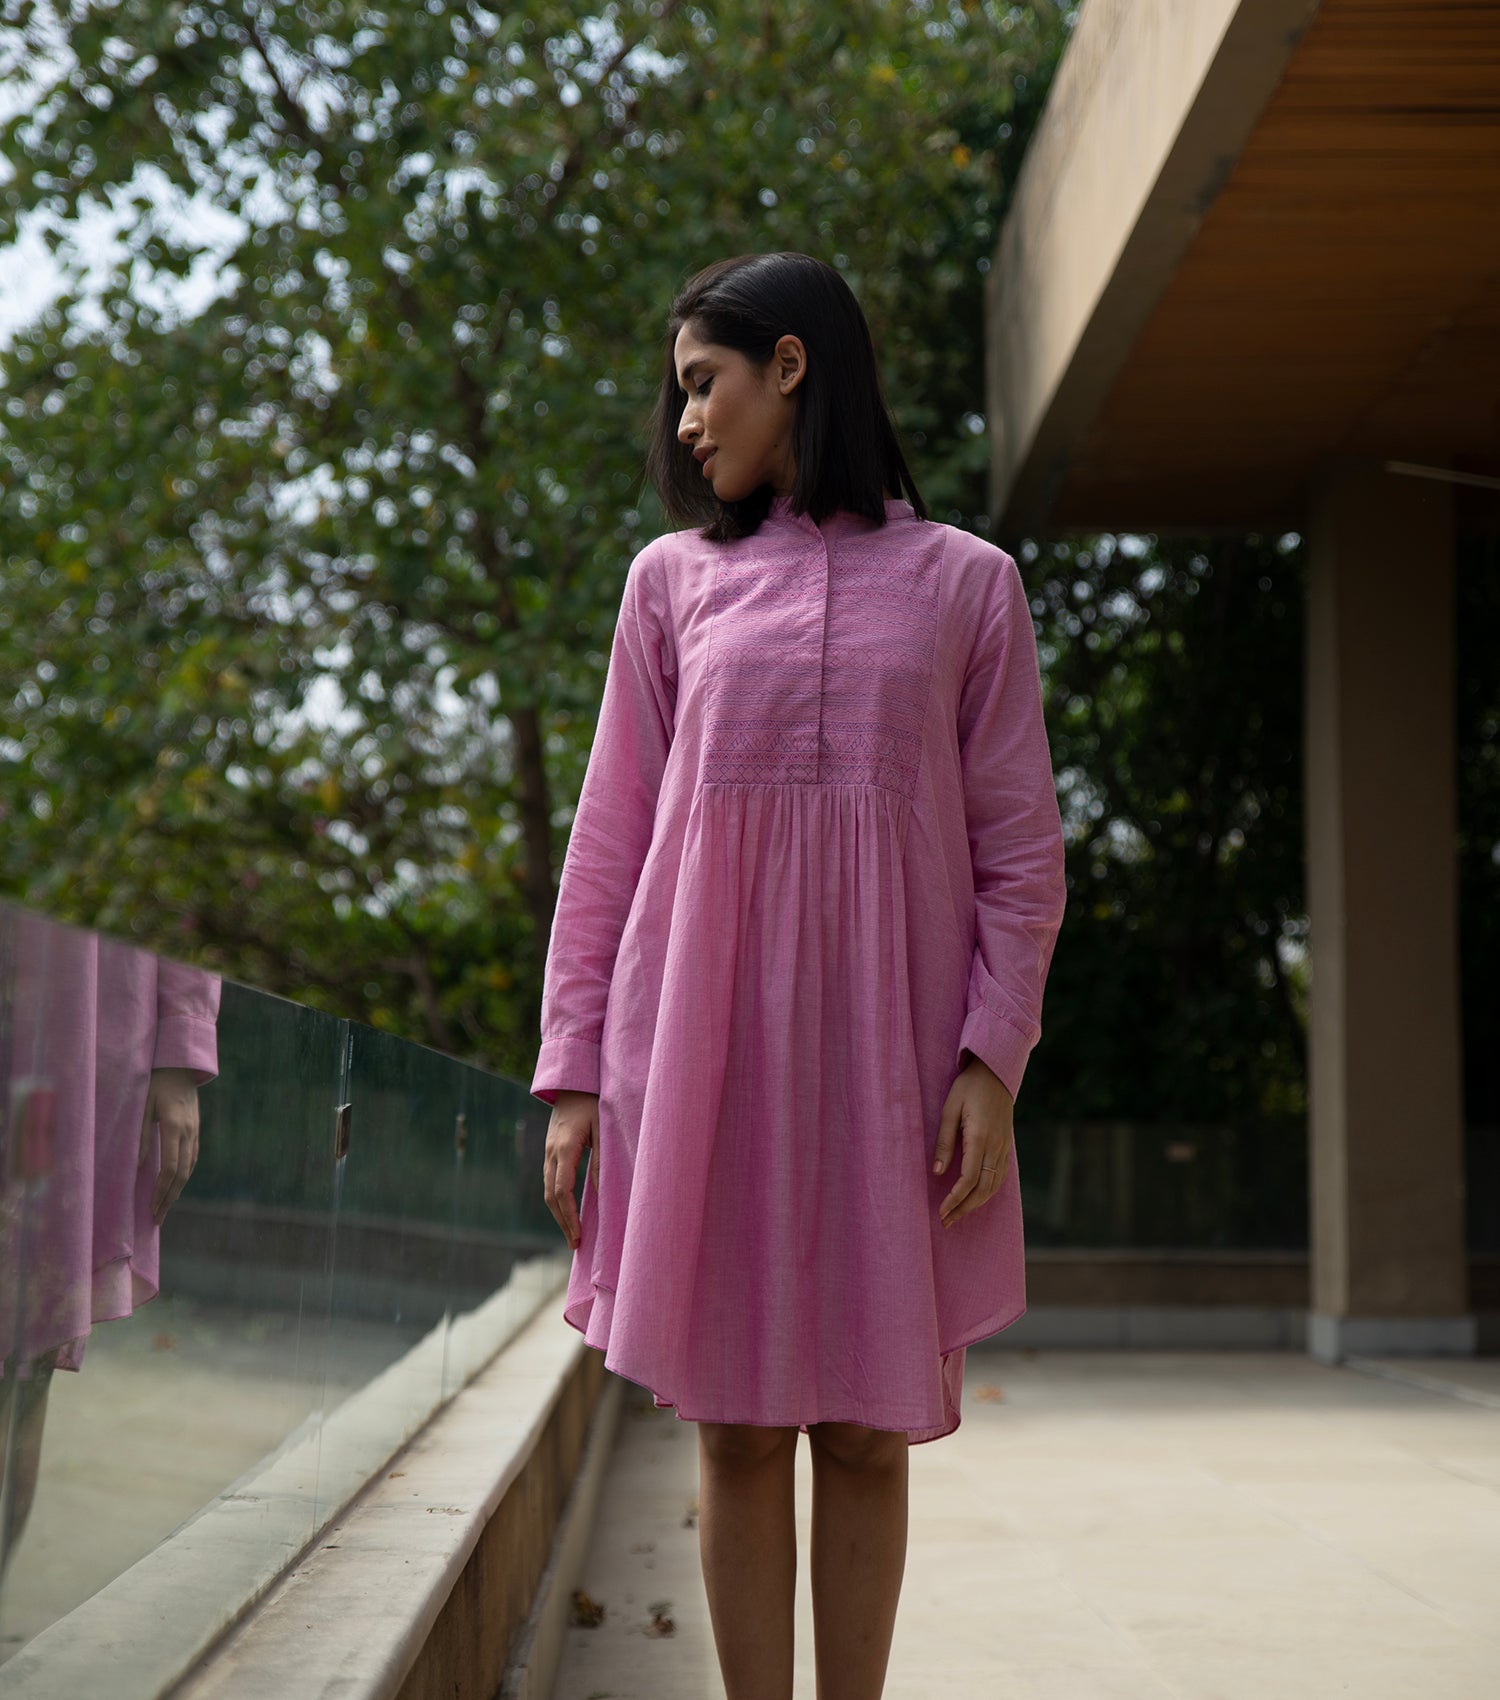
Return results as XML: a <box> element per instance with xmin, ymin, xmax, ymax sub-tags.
<box><xmin>774</xmin><ymin>334</ymin><xmax>808</xmax><ymax>396</ymax></box>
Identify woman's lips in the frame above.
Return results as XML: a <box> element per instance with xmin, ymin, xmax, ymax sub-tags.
<box><xmin>700</xmin><ymin>451</ymin><xmax>716</xmax><ymax>478</ymax></box>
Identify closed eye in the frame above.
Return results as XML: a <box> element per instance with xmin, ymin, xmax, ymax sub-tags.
<box><xmin>694</xmin><ymin>377</ymin><xmax>713</xmax><ymax>397</ymax></box>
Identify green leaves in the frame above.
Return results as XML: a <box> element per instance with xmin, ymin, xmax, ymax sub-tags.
<box><xmin>1</xmin><ymin>0</ymin><xmax>1067</xmax><ymax>1073</ymax></box>
<box><xmin>1019</xmin><ymin>530</ymin><xmax>1311</xmax><ymax>1128</ymax></box>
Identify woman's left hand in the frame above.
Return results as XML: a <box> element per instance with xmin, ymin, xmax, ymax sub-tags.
<box><xmin>932</xmin><ymin>1053</ymin><xmax>1015</xmax><ymax>1229</ymax></box>
<box><xmin>138</xmin><ymin>1066</ymin><xmax>202</xmax><ymax>1226</ymax></box>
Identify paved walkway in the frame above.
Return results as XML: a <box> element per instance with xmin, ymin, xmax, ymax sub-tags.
<box><xmin>550</xmin><ymin>1347</ymin><xmax>1500</xmax><ymax>1699</ymax></box>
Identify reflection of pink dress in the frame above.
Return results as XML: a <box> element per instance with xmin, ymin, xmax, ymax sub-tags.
<box><xmin>0</xmin><ymin>906</ymin><xmax>221</xmax><ymax>1376</ymax></box>
<box><xmin>531</xmin><ymin>499</ymin><xmax>1067</xmax><ymax>1442</ymax></box>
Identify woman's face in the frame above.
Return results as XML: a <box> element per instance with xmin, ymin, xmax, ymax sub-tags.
<box><xmin>673</xmin><ymin>321</ymin><xmax>807</xmax><ymax>503</ymax></box>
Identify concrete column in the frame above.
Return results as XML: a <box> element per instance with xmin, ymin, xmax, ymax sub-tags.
<box><xmin>1304</xmin><ymin>456</ymin><xmax>1473</xmax><ymax>1362</ymax></box>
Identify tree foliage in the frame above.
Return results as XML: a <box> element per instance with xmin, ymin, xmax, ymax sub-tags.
<box><xmin>0</xmin><ymin>0</ymin><xmax>1067</xmax><ymax>1079</ymax></box>
<box><xmin>1018</xmin><ymin>529</ymin><xmax>1309</xmax><ymax>1125</ymax></box>
<box><xmin>17</xmin><ymin>2</ymin><xmax>1488</xmax><ymax>1159</ymax></box>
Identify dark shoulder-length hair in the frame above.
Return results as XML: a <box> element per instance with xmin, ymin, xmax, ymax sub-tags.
<box><xmin>644</xmin><ymin>251</ymin><xmax>928</xmax><ymax>542</ymax></box>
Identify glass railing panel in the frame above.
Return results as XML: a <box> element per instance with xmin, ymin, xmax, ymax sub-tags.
<box><xmin>0</xmin><ymin>899</ymin><xmax>345</xmax><ymax>1670</ymax></box>
<box><xmin>0</xmin><ymin>895</ymin><xmax>569</xmax><ymax>1696</ymax></box>
<box><xmin>321</xmin><ymin>1022</ymin><xmax>568</xmax><ymax>1461</ymax></box>
<box><xmin>440</xmin><ymin>1054</ymin><xmax>563</xmax><ymax>1398</ymax></box>
<box><xmin>309</xmin><ymin>1019</ymin><xmax>459</xmax><ymax>1520</ymax></box>
<box><xmin>1016</xmin><ymin>1116</ymin><xmax>1310</xmax><ymax>1248</ymax></box>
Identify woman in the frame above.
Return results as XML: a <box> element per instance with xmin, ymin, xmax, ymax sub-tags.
<box><xmin>536</xmin><ymin>251</ymin><xmax>1066</xmax><ymax>1699</ymax></box>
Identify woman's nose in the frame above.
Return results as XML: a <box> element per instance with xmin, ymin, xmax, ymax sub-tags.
<box><xmin>677</xmin><ymin>405</ymin><xmax>699</xmax><ymax>446</ymax></box>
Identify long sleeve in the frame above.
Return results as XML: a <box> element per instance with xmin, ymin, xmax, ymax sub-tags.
<box><xmin>954</xmin><ymin>551</ymin><xmax>1067</xmax><ymax>1103</ymax></box>
<box><xmin>151</xmin><ymin>957</ymin><xmax>222</xmax><ymax>1085</ymax></box>
<box><xmin>531</xmin><ymin>539</ymin><xmax>677</xmax><ymax>1104</ymax></box>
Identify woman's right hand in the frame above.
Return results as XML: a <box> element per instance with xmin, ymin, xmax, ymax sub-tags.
<box><xmin>543</xmin><ymin>1090</ymin><xmax>600</xmax><ymax>1252</ymax></box>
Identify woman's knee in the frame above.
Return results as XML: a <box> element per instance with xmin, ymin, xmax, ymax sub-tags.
<box><xmin>807</xmin><ymin>1420</ymin><xmax>908</xmax><ymax>1472</ymax></box>
<box><xmin>698</xmin><ymin>1420</ymin><xmax>798</xmax><ymax>1469</ymax></box>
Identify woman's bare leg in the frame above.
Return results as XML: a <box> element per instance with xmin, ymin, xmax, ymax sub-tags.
<box><xmin>807</xmin><ymin>1421</ymin><xmax>909</xmax><ymax>1700</ymax></box>
<box><xmin>696</xmin><ymin>1420</ymin><xmax>799</xmax><ymax>1700</ymax></box>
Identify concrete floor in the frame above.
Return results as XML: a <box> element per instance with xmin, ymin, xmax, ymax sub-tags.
<box><xmin>550</xmin><ymin>1348</ymin><xmax>1500</xmax><ymax>1700</ymax></box>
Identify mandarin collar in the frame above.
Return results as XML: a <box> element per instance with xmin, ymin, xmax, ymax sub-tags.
<box><xmin>766</xmin><ymin>493</ymin><xmax>916</xmax><ymax>535</ymax></box>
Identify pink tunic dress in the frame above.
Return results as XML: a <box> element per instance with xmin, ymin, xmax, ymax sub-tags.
<box><xmin>530</xmin><ymin>495</ymin><xmax>1066</xmax><ymax>1442</ymax></box>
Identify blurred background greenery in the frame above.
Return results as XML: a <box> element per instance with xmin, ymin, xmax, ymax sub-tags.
<box><xmin>1</xmin><ymin>0</ymin><xmax>1496</xmax><ymax>1153</ymax></box>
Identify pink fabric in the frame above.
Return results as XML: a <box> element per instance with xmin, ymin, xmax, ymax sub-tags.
<box><xmin>531</xmin><ymin>496</ymin><xmax>1066</xmax><ymax>1442</ymax></box>
<box><xmin>0</xmin><ymin>904</ymin><xmax>222</xmax><ymax>1376</ymax></box>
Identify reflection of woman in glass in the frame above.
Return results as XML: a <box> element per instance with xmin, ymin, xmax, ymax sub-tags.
<box><xmin>0</xmin><ymin>904</ymin><xmax>221</xmax><ymax>1577</ymax></box>
<box><xmin>533</xmin><ymin>254</ymin><xmax>1067</xmax><ymax>1697</ymax></box>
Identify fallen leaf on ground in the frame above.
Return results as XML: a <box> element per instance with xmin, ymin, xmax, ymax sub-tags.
<box><xmin>570</xmin><ymin>1590</ymin><xmax>606</xmax><ymax>1627</ymax></box>
<box><xmin>973</xmin><ymin>1384</ymin><xmax>1004</xmax><ymax>1403</ymax></box>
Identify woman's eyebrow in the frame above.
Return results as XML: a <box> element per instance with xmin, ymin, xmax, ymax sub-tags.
<box><xmin>677</xmin><ymin>357</ymin><xmax>708</xmax><ymax>393</ymax></box>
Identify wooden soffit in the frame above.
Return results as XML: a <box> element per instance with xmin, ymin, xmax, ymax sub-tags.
<box><xmin>987</xmin><ymin>0</ymin><xmax>1500</xmax><ymax>534</ymax></box>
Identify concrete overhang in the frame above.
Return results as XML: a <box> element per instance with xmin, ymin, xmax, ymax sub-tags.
<box><xmin>986</xmin><ymin>0</ymin><xmax>1500</xmax><ymax>535</ymax></box>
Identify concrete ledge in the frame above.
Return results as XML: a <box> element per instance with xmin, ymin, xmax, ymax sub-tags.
<box><xmin>1024</xmin><ymin>1247</ymin><xmax>1310</xmax><ymax>1308</ymax></box>
<box><xmin>497</xmin><ymin>1373</ymin><xmax>625</xmax><ymax>1700</ymax></box>
<box><xmin>165</xmin><ymin>1303</ymin><xmax>604</xmax><ymax>1700</ymax></box>
<box><xmin>996</xmin><ymin>1302</ymin><xmax>1306</xmax><ymax>1349</ymax></box>
<box><xmin>0</xmin><ymin>1256</ymin><xmax>568</xmax><ymax>1700</ymax></box>
<box><xmin>1000</xmin><ymin>1303</ymin><xmax>1492</xmax><ymax>1353</ymax></box>
<box><xmin>1307</xmin><ymin>1311</ymin><xmax>1478</xmax><ymax>1364</ymax></box>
